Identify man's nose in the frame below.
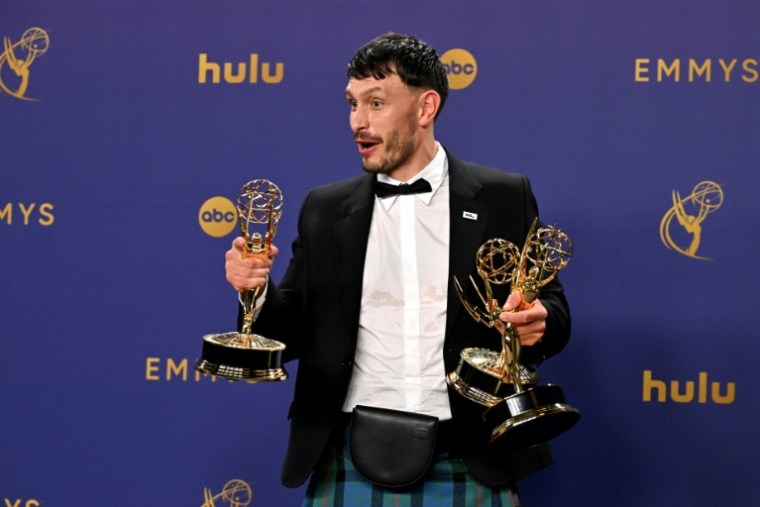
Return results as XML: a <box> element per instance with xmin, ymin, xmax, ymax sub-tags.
<box><xmin>351</xmin><ymin>107</ymin><xmax>368</xmax><ymax>132</ymax></box>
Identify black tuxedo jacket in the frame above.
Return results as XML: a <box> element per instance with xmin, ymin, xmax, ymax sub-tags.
<box><xmin>250</xmin><ymin>148</ymin><xmax>571</xmax><ymax>488</ymax></box>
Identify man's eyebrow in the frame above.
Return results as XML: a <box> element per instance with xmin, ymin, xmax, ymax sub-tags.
<box><xmin>345</xmin><ymin>86</ymin><xmax>387</xmax><ymax>97</ymax></box>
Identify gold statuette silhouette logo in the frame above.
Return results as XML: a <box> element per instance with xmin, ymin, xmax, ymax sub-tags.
<box><xmin>0</xmin><ymin>27</ymin><xmax>49</xmax><ymax>101</ymax></box>
<box><xmin>201</xmin><ymin>479</ymin><xmax>252</xmax><ymax>507</ymax></box>
<box><xmin>660</xmin><ymin>181</ymin><xmax>724</xmax><ymax>260</ymax></box>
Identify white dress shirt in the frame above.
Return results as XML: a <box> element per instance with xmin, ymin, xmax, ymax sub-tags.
<box><xmin>342</xmin><ymin>143</ymin><xmax>452</xmax><ymax>419</ymax></box>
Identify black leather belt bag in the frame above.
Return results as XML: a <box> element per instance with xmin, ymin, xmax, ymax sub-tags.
<box><xmin>349</xmin><ymin>405</ymin><xmax>439</xmax><ymax>490</ymax></box>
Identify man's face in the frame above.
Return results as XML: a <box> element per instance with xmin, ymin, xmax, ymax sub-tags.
<box><xmin>346</xmin><ymin>73</ymin><xmax>421</xmax><ymax>177</ymax></box>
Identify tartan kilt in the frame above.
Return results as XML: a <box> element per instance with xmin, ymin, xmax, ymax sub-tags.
<box><xmin>301</xmin><ymin>433</ymin><xmax>522</xmax><ymax>507</ymax></box>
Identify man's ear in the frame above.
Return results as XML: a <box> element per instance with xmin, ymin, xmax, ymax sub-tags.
<box><xmin>418</xmin><ymin>90</ymin><xmax>441</xmax><ymax>127</ymax></box>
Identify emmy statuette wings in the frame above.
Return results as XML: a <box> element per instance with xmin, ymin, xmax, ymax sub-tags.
<box><xmin>446</xmin><ymin>219</ymin><xmax>580</xmax><ymax>452</ymax></box>
<box><xmin>194</xmin><ymin>180</ymin><xmax>288</xmax><ymax>382</ymax></box>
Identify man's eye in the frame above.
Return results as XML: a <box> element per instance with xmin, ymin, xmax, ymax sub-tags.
<box><xmin>372</xmin><ymin>101</ymin><xmax>382</xmax><ymax>108</ymax></box>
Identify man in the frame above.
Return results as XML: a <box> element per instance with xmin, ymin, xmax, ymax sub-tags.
<box><xmin>225</xmin><ymin>33</ymin><xmax>571</xmax><ymax>506</ymax></box>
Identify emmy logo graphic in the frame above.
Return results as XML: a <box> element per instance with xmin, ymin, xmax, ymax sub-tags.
<box><xmin>660</xmin><ymin>181</ymin><xmax>724</xmax><ymax>260</ymax></box>
<box><xmin>0</xmin><ymin>27</ymin><xmax>50</xmax><ymax>101</ymax></box>
<box><xmin>201</xmin><ymin>479</ymin><xmax>252</xmax><ymax>507</ymax></box>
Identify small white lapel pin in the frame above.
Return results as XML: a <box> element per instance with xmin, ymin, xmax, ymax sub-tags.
<box><xmin>463</xmin><ymin>211</ymin><xmax>478</xmax><ymax>221</ymax></box>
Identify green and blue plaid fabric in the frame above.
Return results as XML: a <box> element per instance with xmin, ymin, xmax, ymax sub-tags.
<box><xmin>302</xmin><ymin>436</ymin><xmax>522</xmax><ymax>507</ymax></box>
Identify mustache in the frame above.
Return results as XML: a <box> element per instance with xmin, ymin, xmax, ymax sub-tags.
<box><xmin>354</xmin><ymin>132</ymin><xmax>382</xmax><ymax>143</ymax></box>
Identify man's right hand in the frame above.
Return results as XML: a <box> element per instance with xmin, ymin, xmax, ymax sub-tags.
<box><xmin>225</xmin><ymin>237</ymin><xmax>279</xmax><ymax>292</ymax></box>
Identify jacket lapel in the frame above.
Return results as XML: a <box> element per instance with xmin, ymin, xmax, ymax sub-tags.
<box><xmin>445</xmin><ymin>150</ymin><xmax>489</xmax><ymax>340</ymax></box>
<box><xmin>333</xmin><ymin>175</ymin><xmax>375</xmax><ymax>344</ymax></box>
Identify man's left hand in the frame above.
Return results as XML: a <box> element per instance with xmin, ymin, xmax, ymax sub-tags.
<box><xmin>497</xmin><ymin>290</ymin><xmax>547</xmax><ymax>347</ymax></box>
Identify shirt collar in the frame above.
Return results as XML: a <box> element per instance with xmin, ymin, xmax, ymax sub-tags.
<box><xmin>376</xmin><ymin>142</ymin><xmax>448</xmax><ymax>210</ymax></box>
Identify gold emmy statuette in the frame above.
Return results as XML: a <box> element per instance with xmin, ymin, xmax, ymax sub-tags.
<box><xmin>446</xmin><ymin>237</ymin><xmax>542</xmax><ymax>407</ymax></box>
<box><xmin>446</xmin><ymin>219</ymin><xmax>580</xmax><ymax>452</ymax></box>
<box><xmin>194</xmin><ymin>180</ymin><xmax>288</xmax><ymax>382</ymax></box>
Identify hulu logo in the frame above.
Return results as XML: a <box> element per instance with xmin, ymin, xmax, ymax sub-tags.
<box><xmin>198</xmin><ymin>53</ymin><xmax>284</xmax><ymax>84</ymax></box>
<box><xmin>642</xmin><ymin>370</ymin><xmax>735</xmax><ymax>404</ymax></box>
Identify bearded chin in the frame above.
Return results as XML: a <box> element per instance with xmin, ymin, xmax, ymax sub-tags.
<box><xmin>362</xmin><ymin>157</ymin><xmax>393</xmax><ymax>174</ymax></box>
<box><xmin>361</xmin><ymin>130</ymin><xmax>417</xmax><ymax>175</ymax></box>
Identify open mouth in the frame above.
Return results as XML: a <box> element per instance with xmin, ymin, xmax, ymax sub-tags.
<box><xmin>356</xmin><ymin>140</ymin><xmax>380</xmax><ymax>156</ymax></box>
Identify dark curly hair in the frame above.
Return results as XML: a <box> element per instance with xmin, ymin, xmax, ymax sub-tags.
<box><xmin>347</xmin><ymin>33</ymin><xmax>449</xmax><ymax>120</ymax></box>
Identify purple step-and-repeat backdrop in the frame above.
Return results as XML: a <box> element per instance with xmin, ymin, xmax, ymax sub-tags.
<box><xmin>2</xmin><ymin>1</ymin><xmax>758</xmax><ymax>505</ymax></box>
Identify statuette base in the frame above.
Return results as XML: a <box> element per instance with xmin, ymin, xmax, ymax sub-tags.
<box><xmin>485</xmin><ymin>384</ymin><xmax>580</xmax><ymax>452</ymax></box>
<box><xmin>194</xmin><ymin>332</ymin><xmax>288</xmax><ymax>382</ymax></box>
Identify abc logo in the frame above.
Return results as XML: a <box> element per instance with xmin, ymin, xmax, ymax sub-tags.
<box><xmin>199</xmin><ymin>196</ymin><xmax>237</xmax><ymax>237</ymax></box>
<box><xmin>440</xmin><ymin>49</ymin><xmax>477</xmax><ymax>90</ymax></box>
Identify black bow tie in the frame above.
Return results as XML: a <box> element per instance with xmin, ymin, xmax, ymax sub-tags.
<box><xmin>374</xmin><ymin>178</ymin><xmax>433</xmax><ymax>199</ymax></box>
